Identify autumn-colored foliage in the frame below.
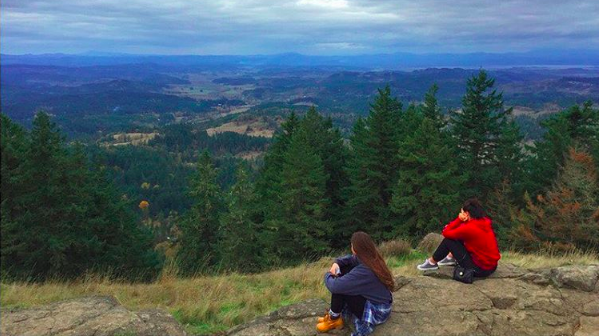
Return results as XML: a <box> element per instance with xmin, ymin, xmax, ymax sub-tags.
<box><xmin>526</xmin><ymin>147</ymin><xmax>599</xmax><ymax>249</ymax></box>
<box><xmin>139</xmin><ymin>200</ymin><xmax>150</xmax><ymax>210</ymax></box>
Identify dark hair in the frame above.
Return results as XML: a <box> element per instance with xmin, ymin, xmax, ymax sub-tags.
<box><xmin>462</xmin><ymin>198</ymin><xmax>486</xmax><ymax>219</ymax></box>
<box><xmin>351</xmin><ymin>232</ymin><xmax>395</xmax><ymax>291</ymax></box>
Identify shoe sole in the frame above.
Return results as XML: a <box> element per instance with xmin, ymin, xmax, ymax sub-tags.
<box><xmin>316</xmin><ymin>323</ymin><xmax>344</xmax><ymax>333</ymax></box>
<box><xmin>417</xmin><ymin>266</ymin><xmax>439</xmax><ymax>271</ymax></box>
<box><xmin>438</xmin><ymin>262</ymin><xmax>456</xmax><ymax>266</ymax></box>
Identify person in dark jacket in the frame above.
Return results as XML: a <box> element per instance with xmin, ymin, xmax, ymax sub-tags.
<box><xmin>317</xmin><ymin>232</ymin><xmax>394</xmax><ymax>336</ymax></box>
<box><xmin>417</xmin><ymin>198</ymin><xmax>501</xmax><ymax>277</ymax></box>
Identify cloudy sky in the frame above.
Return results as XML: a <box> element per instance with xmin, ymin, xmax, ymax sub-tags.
<box><xmin>2</xmin><ymin>0</ymin><xmax>598</xmax><ymax>55</ymax></box>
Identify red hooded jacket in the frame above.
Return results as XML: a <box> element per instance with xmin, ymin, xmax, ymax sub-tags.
<box><xmin>442</xmin><ymin>217</ymin><xmax>501</xmax><ymax>270</ymax></box>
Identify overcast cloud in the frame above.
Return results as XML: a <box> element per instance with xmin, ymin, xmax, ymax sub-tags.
<box><xmin>2</xmin><ymin>0</ymin><xmax>598</xmax><ymax>55</ymax></box>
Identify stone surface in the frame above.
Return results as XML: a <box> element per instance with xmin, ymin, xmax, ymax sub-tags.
<box><xmin>575</xmin><ymin>316</ymin><xmax>599</xmax><ymax>336</ymax></box>
<box><xmin>550</xmin><ymin>265</ymin><xmax>599</xmax><ymax>292</ymax></box>
<box><xmin>3</xmin><ymin>265</ymin><xmax>599</xmax><ymax>336</ymax></box>
<box><xmin>227</xmin><ymin>264</ymin><xmax>599</xmax><ymax>336</ymax></box>
<box><xmin>0</xmin><ymin>296</ymin><xmax>187</xmax><ymax>336</ymax></box>
<box><xmin>425</xmin><ymin>262</ymin><xmax>526</xmax><ymax>280</ymax></box>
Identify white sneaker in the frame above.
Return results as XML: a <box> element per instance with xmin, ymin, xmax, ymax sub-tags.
<box><xmin>438</xmin><ymin>256</ymin><xmax>456</xmax><ymax>266</ymax></box>
<box><xmin>417</xmin><ymin>259</ymin><xmax>439</xmax><ymax>271</ymax></box>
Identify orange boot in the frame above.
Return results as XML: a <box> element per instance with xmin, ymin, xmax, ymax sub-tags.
<box><xmin>317</xmin><ymin>311</ymin><xmax>329</xmax><ymax>323</ymax></box>
<box><xmin>316</xmin><ymin>313</ymin><xmax>344</xmax><ymax>332</ymax></box>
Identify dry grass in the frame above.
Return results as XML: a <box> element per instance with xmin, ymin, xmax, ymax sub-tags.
<box><xmin>206</xmin><ymin>120</ymin><xmax>274</xmax><ymax>138</ymax></box>
<box><xmin>501</xmin><ymin>249</ymin><xmax>599</xmax><ymax>269</ymax></box>
<box><xmin>2</xmin><ymin>250</ymin><xmax>597</xmax><ymax>334</ymax></box>
<box><xmin>105</xmin><ymin>132</ymin><xmax>159</xmax><ymax>146</ymax></box>
<box><xmin>1</xmin><ymin>259</ymin><xmax>333</xmax><ymax>335</ymax></box>
<box><xmin>378</xmin><ymin>239</ymin><xmax>412</xmax><ymax>258</ymax></box>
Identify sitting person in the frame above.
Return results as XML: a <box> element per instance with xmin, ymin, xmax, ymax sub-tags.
<box><xmin>417</xmin><ymin>198</ymin><xmax>500</xmax><ymax>278</ymax></box>
<box><xmin>317</xmin><ymin>232</ymin><xmax>394</xmax><ymax>336</ymax></box>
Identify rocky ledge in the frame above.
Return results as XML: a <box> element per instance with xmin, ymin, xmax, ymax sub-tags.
<box><xmin>227</xmin><ymin>264</ymin><xmax>599</xmax><ymax>336</ymax></box>
<box><xmin>0</xmin><ymin>296</ymin><xmax>187</xmax><ymax>336</ymax></box>
<box><xmin>2</xmin><ymin>264</ymin><xmax>598</xmax><ymax>336</ymax></box>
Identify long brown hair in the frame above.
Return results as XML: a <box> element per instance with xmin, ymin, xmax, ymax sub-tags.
<box><xmin>351</xmin><ymin>232</ymin><xmax>395</xmax><ymax>291</ymax></box>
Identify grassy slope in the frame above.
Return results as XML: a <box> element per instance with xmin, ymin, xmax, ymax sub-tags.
<box><xmin>1</xmin><ymin>250</ymin><xmax>597</xmax><ymax>335</ymax></box>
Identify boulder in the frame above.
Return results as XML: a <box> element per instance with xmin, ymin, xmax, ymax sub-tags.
<box><xmin>0</xmin><ymin>296</ymin><xmax>187</xmax><ymax>336</ymax></box>
<box><xmin>549</xmin><ymin>265</ymin><xmax>599</xmax><ymax>292</ymax></box>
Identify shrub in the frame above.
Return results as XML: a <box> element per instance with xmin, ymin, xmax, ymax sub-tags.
<box><xmin>417</xmin><ymin>233</ymin><xmax>443</xmax><ymax>254</ymax></box>
<box><xmin>379</xmin><ymin>239</ymin><xmax>412</xmax><ymax>258</ymax></box>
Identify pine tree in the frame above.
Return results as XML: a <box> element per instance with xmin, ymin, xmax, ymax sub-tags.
<box><xmin>345</xmin><ymin>86</ymin><xmax>402</xmax><ymax>240</ymax></box>
<box><xmin>218</xmin><ymin>164</ymin><xmax>263</xmax><ymax>272</ymax></box>
<box><xmin>14</xmin><ymin>112</ymin><xmax>77</xmax><ymax>277</ymax></box>
<box><xmin>255</xmin><ymin>112</ymin><xmax>300</xmax><ymax>222</ymax></box>
<box><xmin>1</xmin><ymin>112</ymin><xmax>160</xmax><ymax>280</ymax></box>
<box><xmin>421</xmin><ymin>84</ymin><xmax>446</xmax><ymax>129</ymax></box>
<box><xmin>83</xmin><ymin>151</ymin><xmax>161</xmax><ymax>279</ymax></box>
<box><xmin>495</xmin><ymin>119</ymin><xmax>524</xmax><ymax>188</ymax></box>
<box><xmin>344</xmin><ymin>118</ymin><xmax>376</xmax><ymax>234</ymax></box>
<box><xmin>391</xmin><ymin>117</ymin><xmax>464</xmax><ymax>237</ymax></box>
<box><xmin>277</xmin><ymin>126</ymin><xmax>330</xmax><ymax>260</ymax></box>
<box><xmin>176</xmin><ymin>150</ymin><xmax>223</xmax><ymax>275</ymax></box>
<box><xmin>297</xmin><ymin>108</ymin><xmax>349</xmax><ymax>245</ymax></box>
<box><xmin>450</xmin><ymin>70</ymin><xmax>517</xmax><ymax>201</ymax></box>
<box><xmin>1</xmin><ymin>114</ymin><xmax>29</xmax><ymax>276</ymax></box>
<box><xmin>486</xmin><ymin>180</ymin><xmax>521</xmax><ymax>248</ymax></box>
<box><xmin>525</xmin><ymin>101</ymin><xmax>599</xmax><ymax>197</ymax></box>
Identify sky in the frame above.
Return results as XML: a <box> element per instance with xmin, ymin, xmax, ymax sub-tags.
<box><xmin>2</xmin><ymin>0</ymin><xmax>599</xmax><ymax>55</ymax></box>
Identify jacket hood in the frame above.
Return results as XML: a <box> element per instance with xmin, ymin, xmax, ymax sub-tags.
<box><xmin>469</xmin><ymin>217</ymin><xmax>492</xmax><ymax>232</ymax></box>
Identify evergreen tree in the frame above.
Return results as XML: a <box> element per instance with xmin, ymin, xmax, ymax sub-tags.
<box><xmin>83</xmin><ymin>151</ymin><xmax>161</xmax><ymax>279</ymax></box>
<box><xmin>343</xmin><ymin>118</ymin><xmax>375</xmax><ymax>234</ymax></box>
<box><xmin>450</xmin><ymin>70</ymin><xmax>517</xmax><ymax>200</ymax></box>
<box><xmin>391</xmin><ymin>117</ymin><xmax>464</xmax><ymax>237</ymax></box>
<box><xmin>277</xmin><ymin>126</ymin><xmax>330</xmax><ymax>260</ymax></box>
<box><xmin>1</xmin><ymin>112</ymin><xmax>160</xmax><ymax>280</ymax></box>
<box><xmin>13</xmin><ymin>112</ymin><xmax>83</xmax><ymax>277</ymax></box>
<box><xmin>345</xmin><ymin>86</ymin><xmax>402</xmax><ymax>240</ymax></box>
<box><xmin>421</xmin><ymin>84</ymin><xmax>446</xmax><ymax>129</ymax></box>
<box><xmin>1</xmin><ymin>115</ymin><xmax>29</xmax><ymax>276</ymax></box>
<box><xmin>495</xmin><ymin>119</ymin><xmax>524</xmax><ymax>189</ymax></box>
<box><xmin>525</xmin><ymin>101</ymin><xmax>599</xmax><ymax>197</ymax></box>
<box><xmin>486</xmin><ymin>180</ymin><xmax>521</xmax><ymax>248</ymax></box>
<box><xmin>255</xmin><ymin>112</ymin><xmax>300</xmax><ymax>222</ymax></box>
<box><xmin>297</xmin><ymin>108</ymin><xmax>349</xmax><ymax>245</ymax></box>
<box><xmin>176</xmin><ymin>150</ymin><xmax>223</xmax><ymax>275</ymax></box>
<box><xmin>218</xmin><ymin>164</ymin><xmax>263</xmax><ymax>272</ymax></box>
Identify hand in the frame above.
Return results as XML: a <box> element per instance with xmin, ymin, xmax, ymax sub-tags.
<box><xmin>329</xmin><ymin>263</ymin><xmax>340</xmax><ymax>276</ymax></box>
<box><xmin>459</xmin><ymin>210</ymin><xmax>470</xmax><ymax>222</ymax></box>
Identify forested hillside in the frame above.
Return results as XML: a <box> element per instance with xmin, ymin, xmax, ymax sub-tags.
<box><xmin>1</xmin><ymin>70</ymin><xmax>598</xmax><ymax>281</ymax></box>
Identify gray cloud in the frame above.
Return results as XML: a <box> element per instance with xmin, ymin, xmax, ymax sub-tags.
<box><xmin>2</xmin><ymin>0</ymin><xmax>598</xmax><ymax>54</ymax></box>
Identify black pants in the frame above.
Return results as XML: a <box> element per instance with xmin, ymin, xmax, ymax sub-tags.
<box><xmin>330</xmin><ymin>293</ymin><xmax>365</xmax><ymax>318</ymax></box>
<box><xmin>329</xmin><ymin>263</ymin><xmax>365</xmax><ymax>318</ymax></box>
<box><xmin>432</xmin><ymin>238</ymin><xmax>496</xmax><ymax>277</ymax></box>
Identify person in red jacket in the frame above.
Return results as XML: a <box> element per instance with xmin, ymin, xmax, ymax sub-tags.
<box><xmin>417</xmin><ymin>198</ymin><xmax>501</xmax><ymax>277</ymax></box>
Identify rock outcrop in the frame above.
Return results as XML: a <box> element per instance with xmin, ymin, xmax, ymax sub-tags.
<box><xmin>0</xmin><ymin>296</ymin><xmax>187</xmax><ymax>336</ymax></box>
<box><xmin>2</xmin><ymin>264</ymin><xmax>597</xmax><ymax>336</ymax></box>
<box><xmin>227</xmin><ymin>264</ymin><xmax>599</xmax><ymax>336</ymax></box>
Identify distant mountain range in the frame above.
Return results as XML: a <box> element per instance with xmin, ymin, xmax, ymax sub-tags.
<box><xmin>3</xmin><ymin>50</ymin><xmax>599</xmax><ymax>69</ymax></box>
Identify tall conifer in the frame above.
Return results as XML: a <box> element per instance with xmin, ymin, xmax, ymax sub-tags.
<box><xmin>345</xmin><ymin>86</ymin><xmax>402</xmax><ymax>240</ymax></box>
<box><xmin>218</xmin><ymin>164</ymin><xmax>263</xmax><ymax>272</ymax></box>
<box><xmin>278</xmin><ymin>126</ymin><xmax>330</xmax><ymax>260</ymax></box>
<box><xmin>450</xmin><ymin>70</ymin><xmax>517</xmax><ymax>200</ymax></box>
<box><xmin>177</xmin><ymin>150</ymin><xmax>223</xmax><ymax>275</ymax></box>
<box><xmin>391</xmin><ymin>117</ymin><xmax>464</xmax><ymax>237</ymax></box>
